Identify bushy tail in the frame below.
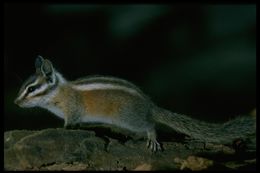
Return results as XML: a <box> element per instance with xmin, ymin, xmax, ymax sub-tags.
<box><xmin>152</xmin><ymin>107</ymin><xmax>256</xmax><ymax>146</ymax></box>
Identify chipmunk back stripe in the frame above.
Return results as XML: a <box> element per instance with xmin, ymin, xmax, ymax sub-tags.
<box><xmin>72</xmin><ymin>76</ymin><xmax>148</xmax><ymax>99</ymax></box>
<box><xmin>72</xmin><ymin>83</ymin><xmax>145</xmax><ymax>98</ymax></box>
<box><xmin>73</xmin><ymin>76</ymin><xmax>141</xmax><ymax>91</ymax></box>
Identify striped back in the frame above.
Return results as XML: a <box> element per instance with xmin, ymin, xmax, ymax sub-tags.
<box><xmin>72</xmin><ymin>75</ymin><xmax>149</xmax><ymax>100</ymax></box>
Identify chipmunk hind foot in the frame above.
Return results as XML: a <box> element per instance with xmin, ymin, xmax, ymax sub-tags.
<box><xmin>146</xmin><ymin>129</ymin><xmax>162</xmax><ymax>152</ymax></box>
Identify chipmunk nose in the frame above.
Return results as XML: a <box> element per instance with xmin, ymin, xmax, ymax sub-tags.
<box><xmin>14</xmin><ymin>98</ymin><xmax>20</xmax><ymax>105</ymax></box>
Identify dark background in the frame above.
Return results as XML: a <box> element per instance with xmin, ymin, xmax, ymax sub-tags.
<box><xmin>4</xmin><ymin>4</ymin><xmax>256</xmax><ymax>131</ymax></box>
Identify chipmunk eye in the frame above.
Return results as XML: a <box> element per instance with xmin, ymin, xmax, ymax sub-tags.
<box><xmin>28</xmin><ymin>86</ymin><xmax>35</xmax><ymax>93</ymax></box>
<box><xmin>27</xmin><ymin>84</ymin><xmax>40</xmax><ymax>93</ymax></box>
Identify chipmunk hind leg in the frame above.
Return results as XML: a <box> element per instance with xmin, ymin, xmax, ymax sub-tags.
<box><xmin>117</xmin><ymin>114</ymin><xmax>161</xmax><ymax>152</ymax></box>
<box><xmin>146</xmin><ymin>128</ymin><xmax>162</xmax><ymax>152</ymax></box>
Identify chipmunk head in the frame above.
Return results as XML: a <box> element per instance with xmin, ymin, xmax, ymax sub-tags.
<box><xmin>14</xmin><ymin>56</ymin><xmax>59</xmax><ymax>108</ymax></box>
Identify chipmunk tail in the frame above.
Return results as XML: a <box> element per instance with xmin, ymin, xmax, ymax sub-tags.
<box><xmin>152</xmin><ymin>107</ymin><xmax>256</xmax><ymax>149</ymax></box>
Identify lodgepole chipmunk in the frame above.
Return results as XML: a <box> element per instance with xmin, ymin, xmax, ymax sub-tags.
<box><xmin>14</xmin><ymin>56</ymin><xmax>256</xmax><ymax>152</ymax></box>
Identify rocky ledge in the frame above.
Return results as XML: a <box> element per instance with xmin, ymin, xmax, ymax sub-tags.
<box><xmin>4</xmin><ymin>128</ymin><xmax>256</xmax><ymax>171</ymax></box>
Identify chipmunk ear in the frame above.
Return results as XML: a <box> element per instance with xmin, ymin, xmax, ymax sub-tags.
<box><xmin>35</xmin><ymin>56</ymin><xmax>55</xmax><ymax>83</ymax></box>
<box><xmin>35</xmin><ymin>55</ymin><xmax>44</xmax><ymax>71</ymax></box>
<box><xmin>41</xmin><ymin>59</ymin><xmax>54</xmax><ymax>78</ymax></box>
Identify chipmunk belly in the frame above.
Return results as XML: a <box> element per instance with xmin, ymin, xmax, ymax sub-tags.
<box><xmin>82</xmin><ymin>90</ymin><xmax>125</xmax><ymax>117</ymax></box>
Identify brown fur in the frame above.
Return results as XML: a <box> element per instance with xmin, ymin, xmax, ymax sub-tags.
<box><xmin>82</xmin><ymin>90</ymin><xmax>125</xmax><ymax>117</ymax></box>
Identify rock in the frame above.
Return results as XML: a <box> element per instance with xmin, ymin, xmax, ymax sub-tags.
<box><xmin>4</xmin><ymin>128</ymin><xmax>256</xmax><ymax>170</ymax></box>
<box><xmin>174</xmin><ymin>156</ymin><xmax>214</xmax><ymax>171</ymax></box>
<box><xmin>133</xmin><ymin>163</ymin><xmax>152</xmax><ymax>171</ymax></box>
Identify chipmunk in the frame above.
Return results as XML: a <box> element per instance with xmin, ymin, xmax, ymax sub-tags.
<box><xmin>14</xmin><ymin>56</ymin><xmax>256</xmax><ymax>152</ymax></box>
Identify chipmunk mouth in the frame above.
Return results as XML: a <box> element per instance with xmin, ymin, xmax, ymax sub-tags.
<box><xmin>14</xmin><ymin>98</ymin><xmax>30</xmax><ymax>108</ymax></box>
